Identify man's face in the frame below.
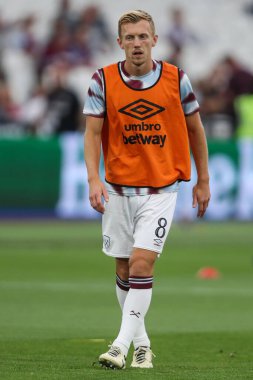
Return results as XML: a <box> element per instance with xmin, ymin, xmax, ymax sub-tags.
<box><xmin>117</xmin><ymin>20</ymin><xmax>158</xmax><ymax>68</ymax></box>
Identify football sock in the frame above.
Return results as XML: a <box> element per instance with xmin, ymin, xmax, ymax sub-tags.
<box><xmin>113</xmin><ymin>276</ymin><xmax>153</xmax><ymax>357</ymax></box>
<box><xmin>116</xmin><ymin>273</ymin><xmax>130</xmax><ymax>305</ymax></box>
<box><xmin>116</xmin><ymin>274</ymin><xmax>151</xmax><ymax>350</ymax></box>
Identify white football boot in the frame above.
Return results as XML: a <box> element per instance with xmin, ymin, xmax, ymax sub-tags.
<box><xmin>131</xmin><ymin>346</ymin><xmax>155</xmax><ymax>368</ymax></box>
<box><xmin>99</xmin><ymin>345</ymin><xmax>126</xmax><ymax>369</ymax></box>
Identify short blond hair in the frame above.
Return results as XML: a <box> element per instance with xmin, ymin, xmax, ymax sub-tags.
<box><xmin>118</xmin><ymin>10</ymin><xmax>156</xmax><ymax>37</ymax></box>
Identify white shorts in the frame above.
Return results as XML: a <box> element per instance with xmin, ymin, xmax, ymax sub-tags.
<box><xmin>102</xmin><ymin>192</ymin><xmax>177</xmax><ymax>258</ymax></box>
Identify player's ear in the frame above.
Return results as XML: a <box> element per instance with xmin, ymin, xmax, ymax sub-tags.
<box><xmin>117</xmin><ymin>37</ymin><xmax>124</xmax><ymax>49</ymax></box>
<box><xmin>152</xmin><ymin>34</ymin><xmax>158</xmax><ymax>47</ymax></box>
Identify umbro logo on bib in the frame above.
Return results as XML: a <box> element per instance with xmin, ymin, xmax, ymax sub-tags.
<box><xmin>119</xmin><ymin>99</ymin><xmax>165</xmax><ymax>121</ymax></box>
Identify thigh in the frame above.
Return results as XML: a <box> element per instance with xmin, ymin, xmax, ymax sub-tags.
<box><xmin>133</xmin><ymin>192</ymin><xmax>177</xmax><ymax>255</ymax></box>
<box><xmin>102</xmin><ymin>194</ymin><xmax>134</xmax><ymax>258</ymax></box>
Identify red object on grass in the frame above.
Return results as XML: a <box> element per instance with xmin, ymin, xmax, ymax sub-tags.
<box><xmin>197</xmin><ymin>267</ymin><xmax>220</xmax><ymax>279</ymax></box>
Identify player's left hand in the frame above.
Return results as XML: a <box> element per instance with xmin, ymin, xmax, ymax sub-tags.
<box><xmin>192</xmin><ymin>181</ymin><xmax>211</xmax><ymax>218</ymax></box>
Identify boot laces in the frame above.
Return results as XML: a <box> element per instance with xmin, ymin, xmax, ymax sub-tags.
<box><xmin>135</xmin><ymin>346</ymin><xmax>155</xmax><ymax>363</ymax></box>
<box><xmin>108</xmin><ymin>345</ymin><xmax>122</xmax><ymax>358</ymax></box>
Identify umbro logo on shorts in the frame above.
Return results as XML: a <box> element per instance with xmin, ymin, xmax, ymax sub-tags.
<box><xmin>154</xmin><ymin>238</ymin><xmax>163</xmax><ymax>247</ymax></box>
<box><xmin>118</xmin><ymin>99</ymin><xmax>165</xmax><ymax>121</ymax></box>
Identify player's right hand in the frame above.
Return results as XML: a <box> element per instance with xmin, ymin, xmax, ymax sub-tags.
<box><xmin>89</xmin><ymin>179</ymin><xmax>109</xmax><ymax>214</ymax></box>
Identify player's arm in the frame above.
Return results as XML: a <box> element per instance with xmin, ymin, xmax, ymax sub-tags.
<box><xmin>185</xmin><ymin>112</ymin><xmax>211</xmax><ymax>218</ymax></box>
<box><xmin>84</xmin><ymin>116</ymin><xmax>109</xmax><ymax>213</ymax></box>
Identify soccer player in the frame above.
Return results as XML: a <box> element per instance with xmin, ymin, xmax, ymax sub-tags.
<box><xmin>83</xmin><ymin>10</ymin><xmax>210</xmax><ymax>369</ymax></box>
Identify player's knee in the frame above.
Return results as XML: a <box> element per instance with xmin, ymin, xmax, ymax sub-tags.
<box><xmin>117</xmin><ymin>267</ymin><xmax>129</xmax><ymax>280</ymax></box>
<box><xmin>129</xmin><ymin>257</ymin><xmax>153</xmax><ymax>277</ymax></box>
<box><xmin>116</xmin><ymin>258</ymin><xmax>129</xmax><ymax>280</ymax></box>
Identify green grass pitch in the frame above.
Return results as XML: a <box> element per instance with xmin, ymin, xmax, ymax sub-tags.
<box><xmin>0</xmin><ymin>220</ymin><xmax>253</xmax><ymax>379</ymax></box>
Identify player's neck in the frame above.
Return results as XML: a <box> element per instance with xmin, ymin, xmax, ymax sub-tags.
<box><xmin>124</xmin><ymin>60</ymin><xmax>153</xmax><ymax>77</ymax></box>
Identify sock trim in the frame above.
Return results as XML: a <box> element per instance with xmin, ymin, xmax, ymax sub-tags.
<box><xmin>116</xmin><ymin>273</ymin><xmax>130</xmax><ymax>291</ymax></box>
<box><xmin>129</xmin><ymin>276</ymin><xmax>153</xmax><ymax>289</ymax></box>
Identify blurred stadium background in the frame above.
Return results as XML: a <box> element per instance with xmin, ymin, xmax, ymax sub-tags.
<box><xmin>0</xmin><ymin>0</ymin><xmax>253</xmax><ymax>219</ymax></box>
<box><xmin>0</xmin><ymin>1</ymin><xmax>253</xmax><ymax>379</ymax></box>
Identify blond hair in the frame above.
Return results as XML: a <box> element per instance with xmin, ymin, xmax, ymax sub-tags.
<box><xmin>118</xmin><ymin>10</ymin><xmax>156</xmax><ymax>37</ymax></box>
